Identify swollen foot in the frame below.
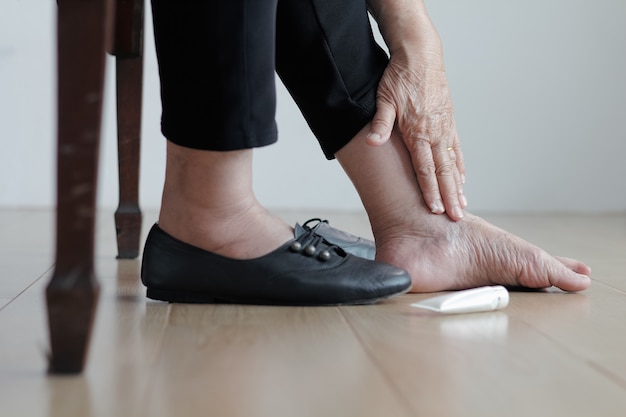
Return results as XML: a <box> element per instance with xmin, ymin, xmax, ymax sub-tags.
<box><xmin>374</xmin><ymin>212</ymin><xmax>591</xmax><ymax>292</ymax></box>
<box><xmin>336</xmin><ymin>124</ymin><xmax>591</xmax><ymax>294</ymax></box>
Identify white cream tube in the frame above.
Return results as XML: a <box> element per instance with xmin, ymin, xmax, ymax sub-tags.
<box><xmin>410</xmin><ymin>285</ymin><xmax>509</xmax><ymax>314</ymax></box>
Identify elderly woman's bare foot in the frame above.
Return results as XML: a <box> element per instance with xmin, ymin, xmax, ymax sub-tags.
<box><xmin>336</xmin><ymin>126</ymin><xmax>591</xmax><ymax>292</ymax></box>
<box><xmin>373</xmin><ymin>211</ymin><xmax>591</xmax><ymax>292</ymax></box>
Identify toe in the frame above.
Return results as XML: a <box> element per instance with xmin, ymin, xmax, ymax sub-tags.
<box><xmin>547</xmin><ymin>262</ymin><xmax>591</xmax><ymax>292</ymax></box>
<box><xmin>555</xmin><ymin>256</ymin><xmax>592</xmax><ymax>276</ymax></box>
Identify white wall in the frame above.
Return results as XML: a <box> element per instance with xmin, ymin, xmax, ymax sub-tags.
<box><xmin>1</xmin><ymin>0</ymin><xmax>625</xmax><ymax>212</ymax></box>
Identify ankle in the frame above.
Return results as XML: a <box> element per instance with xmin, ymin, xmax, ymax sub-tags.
<box><xmin>158</xmin><ymin>198</ymin><xmax>294</xmax><ymax>259</ymax></box>
<box><xmin>158</xmin><ymin>194</ymin><xmax>257</xmax><ymax>242</ymax></box>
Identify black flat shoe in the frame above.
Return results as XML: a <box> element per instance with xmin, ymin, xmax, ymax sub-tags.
<box><xmin>295</xmin><ymin>218</ymin><xmax>375</xmax><ymax>260</ymax></box>
<box><xmin>141</xmin><ymin>224</ymin><xmax>410</xmax><ymax>305</ymax></box>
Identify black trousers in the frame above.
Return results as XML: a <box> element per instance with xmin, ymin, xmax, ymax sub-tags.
<box><xmin>151</xmin><ymin>0</ymin><xmax>389</xmax><ymax>159</ymax></box>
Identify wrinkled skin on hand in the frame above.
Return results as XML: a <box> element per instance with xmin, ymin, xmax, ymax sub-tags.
<box><xmin>367</xmin><ymin>49</ymin><xmax>467</xmax><ymax>221</ymax></box>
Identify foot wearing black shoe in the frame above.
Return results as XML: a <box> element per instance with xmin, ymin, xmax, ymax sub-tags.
<box><xmin>141</xmin><ymin>224</ymin><xmax>411</xmax><ymax>306</ymax></box>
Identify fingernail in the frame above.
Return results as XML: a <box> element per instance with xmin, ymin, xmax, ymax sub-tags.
<box><xmin>461</xmin><ymin>194</ymin><xmax>468</xmax><ymax>208</ymax></box>
<box><xmin>367</xmin><ymin>132</ymin><xmax>382</xmax><ymax>143</ymax></box>
<box><xmin>430</xmin><ymin>201</ymin><xmax>444</xmax><ymax>214</ymax></box>
<box><xmin>461</xmin><ymin>174</ymin><xmax>466</xmax><ymax>184</ymax></box>
<box><xmin>453</xmin><ymin>207</ymin><xmax>464</xmax><ymax>219</ymax></box>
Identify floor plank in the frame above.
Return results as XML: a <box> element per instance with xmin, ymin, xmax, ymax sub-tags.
<box><xmin>0</xmin><ymin>210</ymin><xmax>54</xmax><ymax>299</ymax></box>
<box><xmin>509</xmin><ymin>283</ymin><xmax>626</xmax><ymax>388</ymax></box>
<box><xmin>1</xmin><ymin>209</ymin><xmax>625</xmax><ymax>417</ymax></box>
<box><xmin>140</xmin><ymin>303</ymin><xmax>411</xmax><ymax>417</ymax></box>
<box><xmin>341</xmin><ymin>291</ymin><xmax>626</xmax><ymax>417</ymax></box>
<box><xmin>0</xmin><ymin>274</ymin><xmax>53</xmax><ymax>417</ymax></box>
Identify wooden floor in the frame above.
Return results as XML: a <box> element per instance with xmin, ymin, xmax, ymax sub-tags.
<box><xmin>1</xmin><ymin>209</ymin><xmax>625</xmax><ymax>417</ymax></box>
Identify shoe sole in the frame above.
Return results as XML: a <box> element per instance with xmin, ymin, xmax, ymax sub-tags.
<box><xmin>146</xmin><ymin>286</ymin><xmax>410</xmax><ymax>306</ymax></box>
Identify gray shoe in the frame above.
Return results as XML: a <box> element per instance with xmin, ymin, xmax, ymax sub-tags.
<box><xmin>294</xmin><ymin>218</ymin><xmax>375</xmax><ymax>260</ymax></box>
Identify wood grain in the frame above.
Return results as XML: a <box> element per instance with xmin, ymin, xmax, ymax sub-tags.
<box><xmin>0</xmin><ymin>210</ymin><xmax>624</xmax><ymax>416</ymax></box>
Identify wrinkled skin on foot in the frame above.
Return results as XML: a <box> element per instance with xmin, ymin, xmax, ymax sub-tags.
<box><xmin>374</xmin><ymin>213</ymin><xmax>592</xmax><ymax>293</ymax></box>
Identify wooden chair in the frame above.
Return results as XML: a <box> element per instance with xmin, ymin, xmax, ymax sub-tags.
<box><xmin>46</xmin><ymin>0</ymin><xmax>144</xmax><ymax>374</ymax></box>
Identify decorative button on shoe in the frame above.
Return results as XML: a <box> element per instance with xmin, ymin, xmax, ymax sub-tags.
<box><xmin>294</xmin><ymin>218</ymin><xmax>376</xmax><ymax>260</ymax></box>
<box><xmin>141</xmin><ymin>224</ymin><xmax>410</xmax><ymax>305</ymax></box>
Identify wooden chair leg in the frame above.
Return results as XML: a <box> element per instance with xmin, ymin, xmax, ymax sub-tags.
<box><xmin>47</xmin><ymin>0</ymin><xmax>114</xmax><ymax>374</ymax></box>
<box><xmin>114</xmin><ymin>54</ymin><xmax>144</xmax><ymax>259</ymax></box>
<box><xmin>112</xmin><ymin>0</ymin><xmax>144</xmax><ymax>259</ymax></box>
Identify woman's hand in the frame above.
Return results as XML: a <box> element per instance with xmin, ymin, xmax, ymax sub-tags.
<box><xmin>366</xmin><ymin>0</ymin><xmax>467</xmax><ymax>220</ymax></box>
<box><xmin>367</xmin><ymin>48</ymin><xmax>466</xmax><ymax>220</ymax></box>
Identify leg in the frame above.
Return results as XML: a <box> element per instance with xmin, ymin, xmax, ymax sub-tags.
<box><xmin>112</xmin><ymin>0</ymin><xmax>145</xmax><ymax>259</ymax></box>
<box><xmin>158</xmin><ymin>142</ymin><xmax>292</xmax><ymax>260</ymax></box>
<box><xmin>336</xmin><ymin>126</ymin><xmax>592</xmax><ymax>292</ymax></box>
<box><xmin>150</xmin><ymin>0</ymin><xmax>290</xmax><ymax>258</ymax></box>
<box><xmin>47</xmin><ymin>0</ymin><xmax>114</xmax><ymax>374</ymax></box>
<box><xmin>114</xmin><ymin>55</ymin><xmax>143</xmax><ymax>259</ymax></box>
<box><xmin>141</xmin><ymin>0</ymin><xmax>411</xmax><ymax>305</ymax></box>
<box><xmin>274</xmin><ymin>0</ymin><xmax>590</xmax><ymax>293</ymax></box>
<box><xmin>276</xmin><ymin>0</ymin><xmax>388</xmax><ymax>159</ymax></box>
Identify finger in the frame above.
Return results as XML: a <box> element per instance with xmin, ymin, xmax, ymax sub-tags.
<box><xmin>448</xmin><ymin>146</ymin><xmax>467</xmax><ymax>209</ymax></box>
<box><xmin>458</xmin><ymin>183</ymin><xmax>468</xmax><ymax>209</ymax></box>
<box><xmin>434</xmin><ymin>144</ymin><xmax>464</xmax><ymax>220</ymax></box>
<box><xmin>366</xmin><ymin>100</ymin><xmax>396</xmax><ymax>146</ymax></box>
<box><xmin>451</xmin><ymin>128</ymin><xmax>466</xmax><ymax>184</ymax></box>
<box><xmin>455</xmin><ymin>149</ymin><xmax>466</xmax><ymax>185</ymax></box>
<box><xmin>447</xmin><ymin>119</ymin><xmax>467</xmax><ymax>208</ymax></box>
<box><xmin>410</xmin><ymin>140</ymin><xmax>445</xmax><ymax>214</ymax></box>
